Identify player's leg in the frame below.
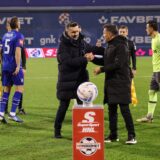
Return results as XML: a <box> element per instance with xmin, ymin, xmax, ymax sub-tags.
<box><xmin>147</xmin><ymin>90</ymin><xmax>157</xmax><ymax>117</ymax></box>
<box><xmin>17</xmin><ymin>69</ymin><xmax>26</xmax><ymax>114</ymax></box>
<box><xmin>147</xmin><ymin>72</ymin><xmax>160</xmax><ymax>117</ymax></box>
<box><xmin>0</xmin><ymin>80</ymin><xmax>3</xmax><ymax>113</ymax></box>
<box><xmin>0</xmin><ymin>86</ymin><xmax>11</xmax><ymax>124</ymax></box>
<box><xmin>18</xmin><ymin>94</ymin><xmax>26</xmax><ymax>114</ymax></box>
<box><xmin>105</xmin><ymin>104</ymin><xmax>119</xmax><ymax>143</ymax></box>
<box><xmin>0</xmin><ymin>80</ymin><xmax>2</xmax><ymax>98</ymax></box>
<box><xmin>5</xmin><ymin>86</ymin><xmax>12</xmax><ymax>114</ymax></box>
<box><xmin>54</xmin><ymin>99</ymin><xmax>70</xmax><ymax>138</ymax></box>
<box><xmin>136</xmin><ymin>90</ymin><xmax>157</xmax><ymax>123</ymax></box>
<box><xmin>18</xmin><ymin>94</ymin><xmax>23</xmax><ymax>110</ymax></box>
<box><xmin>0</xmin><ymin>71</ymin><xmax>12</xmax><ymax>123</ymax></box>
<box><xmin>137</xmin><ymin>73</ymin><xmax>159</xmax><ymax>122</ymax></box>
<box><xmin>119</xmin><ymin>104</ymin><xmax>137</xmax><ymax>144</ymax></box>
<box><xmin>5</xmin><ymin>98</ymin><xmax>9</xmax><ymax>114</ymax></box>
<box><xmin>8</xmin><ymin>69</ymin><xmax>24</xmax><ymax>123</ymax></box>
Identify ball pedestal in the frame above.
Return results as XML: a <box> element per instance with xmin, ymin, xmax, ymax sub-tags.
<box><xmin>72</xmin><ymin>105</ymin><xmax>104</xmax><ymax>160</ymax></box>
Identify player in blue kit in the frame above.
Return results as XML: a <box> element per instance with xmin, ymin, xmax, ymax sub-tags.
<box><xmin>4</xmin><ymin>18</ymin><xmax>27</xmax><ymax>115</ymax></box>
<box><xmin>0</xmin><ymin>17</ymin><xmax>24</xmax><ymax>123</ymax></box>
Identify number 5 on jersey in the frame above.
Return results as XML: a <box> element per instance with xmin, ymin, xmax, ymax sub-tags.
<box><xmin>4</xmin><ymin>39</ymin><xmax>10</xmax><ymax>54</ymax></box>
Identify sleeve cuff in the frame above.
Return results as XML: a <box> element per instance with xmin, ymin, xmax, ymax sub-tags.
<box><xmin>132</xmin><ymin>67</ymin><xmax>136</xmax><ymax>70</ymax></box>
<box><xmin>100</xmin><ymin>67</ymin><xmax>105</xmax><ymax>72</ymax></box>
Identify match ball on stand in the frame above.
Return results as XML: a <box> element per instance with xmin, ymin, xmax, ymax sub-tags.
<box><xmin>77</xmin><ymin>82</ymin><xmax>98</xmax><ymax>104</ymax></box>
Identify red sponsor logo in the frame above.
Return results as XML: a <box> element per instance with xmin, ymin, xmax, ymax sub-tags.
<box><xmin>43</xmin><ymin>48</ymin><xmax>57</xmax><ymax>58</ymax></box>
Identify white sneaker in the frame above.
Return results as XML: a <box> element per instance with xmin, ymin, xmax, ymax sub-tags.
<box><xmin>126</xmin><ymin>136</ymin><xmax>137</xmax><ymax>145</ymax></box>
<box><xmin>136</xmin><ymin>114</ymin><xmax>153</xmax><ymax>123</ymax></box>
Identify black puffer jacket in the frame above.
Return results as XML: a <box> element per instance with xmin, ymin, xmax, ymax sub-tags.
<box><xmin>93</xmin><ymin>35</ymin><xmax>131</xmax><ymax>104</ymax></box>
<box><xmin>57</xmin><ymin>32</ymin><xmax>104</xmax><ymax>100</ymax></box>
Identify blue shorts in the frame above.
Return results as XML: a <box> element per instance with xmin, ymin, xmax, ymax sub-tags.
<box><xmin>2</xmin><ymin>69</ymin><xmax>24</xmax><ymax>86</ymax></box>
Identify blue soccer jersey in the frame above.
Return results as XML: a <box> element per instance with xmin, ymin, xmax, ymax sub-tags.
<box><xmin>2</xmin><ymin>30</ymin><xmax>24</xmax><ymax>72</ymax></box>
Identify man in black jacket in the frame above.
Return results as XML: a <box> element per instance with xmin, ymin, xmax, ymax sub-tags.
<box><xmin>118</xmin><ymin>25</ymin><xmax>137</xmax><ymax>76</ymax></box>
<box><xmin>93</xmin><ymin>24</ymin><xmax>137</xmax><ymax>144</ymax></box>
<box><xmin>54</xmin><ymin>22</ymin><xmax>103</xmax><ymax>138</ymax></box>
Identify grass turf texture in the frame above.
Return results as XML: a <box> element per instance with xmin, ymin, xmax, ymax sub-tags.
<box><xmin>0</xmin><ymin>57</ymin><xmax>160</xmax><ymax>160</ymax></box>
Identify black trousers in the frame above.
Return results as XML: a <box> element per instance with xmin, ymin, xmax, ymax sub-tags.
<box><xmin>108</xmin><ymin>104</ymin><xmax>135</xmax><ymax>137</ymax></box>
<box><xmin>54</xmin><ymin>98</ymin><xmax>82</xmax><ymax>130</ymax></box>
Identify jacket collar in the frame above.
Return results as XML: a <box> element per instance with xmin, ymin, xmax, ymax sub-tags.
<box><xmin>60</xmin><ymin>32</ymin><xmax>84</xmax><ymax>47</ymax></box>
<box><xmin>108</xmin><ymin>35</ymin><xmax>127</xmax><ymax>45</ymax></box>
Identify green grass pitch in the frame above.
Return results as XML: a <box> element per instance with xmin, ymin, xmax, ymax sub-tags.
<box><xmin>0</xmin><ymin>57</ymin><xmax>160</xmax><ymax>160</ymax></box>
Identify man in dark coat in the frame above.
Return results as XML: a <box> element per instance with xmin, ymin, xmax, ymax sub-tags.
<box><xmin>54</xmin><ymin>22</ymin><xmax>103</xmax><ymax>138</ymax></box>
<box><xmin>118</xmin><ymin>25</ymin><xmax>137</xmax><ymax>76</ymax></box>
<box><xmin>92</xmin><ymin>23</ymin><xmax>137</xmax><ymax>144</ymax></box>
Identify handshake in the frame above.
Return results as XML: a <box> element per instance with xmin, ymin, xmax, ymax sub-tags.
<box><xmin>84</xmin><ymin>52</ymin><xmax>102</xmax><ymax>75</ymax></box>
<box><xmin>84</xmin><ymin>52</ymin><xmax>95</xmax><ymax>62</ymax></box>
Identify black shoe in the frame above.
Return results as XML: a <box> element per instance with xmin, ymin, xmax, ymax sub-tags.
<box><xmin>18</xmin><ymin>108</ymin><xmax>26</xmax><ymax>115</ymax></box>
<box><xmin>104</xmin><ymin>134</ymin><xmax>119</xmax><ymax>143</ymax></box>
<box><xmin>54</xmin><ymin>129</ymin><xmax>62</xmax><ymax>138</ymax></box>
<box><xmin>126</xmin><ymin>135</ymin><xmax>137</xmax><ymax>145</ymax></box>
<box><xmin>0</xmin><ymin>115</ymin><xmax>8</xmax><ymax>124</ymax></box>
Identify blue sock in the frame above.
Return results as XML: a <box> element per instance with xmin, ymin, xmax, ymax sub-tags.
<box><xmin>11</xmin><ymin>92</ymin><xmax>22</xmax><ymax>113</ymax></box>
<box><xmin>0</xmin><ymin>92</ymin><xmax>9</xmax><ymax>114</ymax></box>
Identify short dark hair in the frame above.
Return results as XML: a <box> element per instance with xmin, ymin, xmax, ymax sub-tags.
<box><xmin>10</xmin><ymin>16</ymin><xmax>19</xmax><ymax>29</ymax></box>
<box><xmin>66</xmin><ymin>22</ymin><xmax>79</xmax><ymax>29</ymax></box>
<box><xmin>103</xmin><ymin>23</ymin><xmax>118</xmax><ymax>35</ymax></box>
<box><xmin>119</xmin><ymin>25</ymin><xmax>128</xmax><ymax>30</ymax></box>
<box><xmin>147</xmin><ymin>20</ymin><xmax>158</xmax><ymax>31</ymax></box>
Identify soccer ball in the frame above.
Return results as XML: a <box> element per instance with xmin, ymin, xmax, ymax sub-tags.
<box><xmin>77</xmin><ymin>82</ymin><xmax>98</xmax><ymax>103</ymax></box>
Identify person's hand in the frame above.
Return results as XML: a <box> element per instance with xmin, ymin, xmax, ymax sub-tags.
<box><xmin>132</xmin><ymin>69</ymin><xmax>136</xmax><ymax>76</ymax></box>
<box><xmin>94</xmin><ymin>67</ymin><xmax>101</xmax><ymax>75</ymax></box>
<box><xmin>84</xmin><ymin>52</ymin><xmax>94</xmax><ymax>61</ymax></box>
<box><xmin>22</xmin><ymin>69</ymin><xmax>26</xmax><ymax>75</ymax></box>
<box><xmin>96</xmin><ymin>39</ymin><xmax>102</xmax><ymax>47</ymax></box>
<box><xmin>13</xmin><ymin>66</ymin><xmax>20</xmax><ymax>75</ymax></box>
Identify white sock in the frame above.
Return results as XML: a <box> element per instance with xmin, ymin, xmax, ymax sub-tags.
<box><xmin>0</xmin><ymin>112</ymin><xmax>4</xmax><ymax>117</ymax></box>
<box><xmin>10</xmin><ymin>112</ymin><xmax>16</xmax><ymax>116</ymax></box>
